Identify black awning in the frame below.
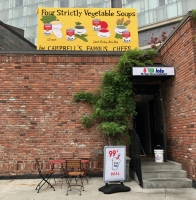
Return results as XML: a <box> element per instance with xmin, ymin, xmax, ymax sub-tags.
<box><xmin>131</xmin><ymin>64</ymin><xmax>175</xmax><ymax>95</ymax></box>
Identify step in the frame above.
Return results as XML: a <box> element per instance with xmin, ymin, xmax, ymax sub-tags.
<box><xmin>143</xmin><ymin>178</ymin><xmax>192</xmax><ymax>188</ymax></box>
<box><xmin>142</xmin><ymin>161</ymin><xmax>182</xmax><ymax>171</ymax></box>
<box><xmin>142</xmin><ymin>170</ymin><xmax>187</xmax><ymax>179</ymax></box>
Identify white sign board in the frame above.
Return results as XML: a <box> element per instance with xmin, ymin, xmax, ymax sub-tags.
<box><xmin>103</xmin><ymin>146</ymin><xmax>126</xmax><ymax>183</ymax></box>
<box><xmin>132</xmin><ymin>67</ymin><xmax>175</xmax><ymax>76</ymax></box>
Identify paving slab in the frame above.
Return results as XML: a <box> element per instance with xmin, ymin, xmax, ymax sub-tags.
<box><xmin>0</xmin><ymin>177</ymin><xmax>195</xmax><ymax>200</ymax></box>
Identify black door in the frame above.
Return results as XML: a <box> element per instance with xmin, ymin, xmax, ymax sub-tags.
<box><xmin>149</xmin><ymin>88</ymin><xmax>167</xmax><ymax>161</ymax></box>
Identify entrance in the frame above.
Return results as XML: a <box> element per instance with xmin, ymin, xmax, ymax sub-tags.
<box><xmin>133</xmin><ymin>86</ymin><xmax>167</xmax><ymax>161</ymax></box>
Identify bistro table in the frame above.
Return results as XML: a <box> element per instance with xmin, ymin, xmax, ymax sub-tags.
<box><xmin>48</xmin><ymin>159</ymin><xmax>66</xmax><ymax>188</ymax></box>
<box><xmin>81</xmin><ymin>159</ymin><xmax>91</xmax><ymax>179</ymax></box>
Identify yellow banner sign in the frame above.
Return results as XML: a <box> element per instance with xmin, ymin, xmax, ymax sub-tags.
<box><xmin>36</xmin><ymin>7</ymin><xmax>138</xmax><ymax>51</ymax></box>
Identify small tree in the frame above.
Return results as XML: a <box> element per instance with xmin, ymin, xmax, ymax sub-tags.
<box><xmin>73</xmin><ymin>48</ymin><xmax>157</xmax><ymax>145</ymax></box>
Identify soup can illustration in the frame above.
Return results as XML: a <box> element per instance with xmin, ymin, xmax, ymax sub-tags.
<box><xmin>92</xmin><ymin>19</ymin><xmax>101</xmax><ymax>31</ymax></box>
<box><xmin>44</xmin><ymin>23</ymin><xmax>52</xmax><ymax>36</ymax></box>
<box><xmin>66</xmin><ymin>28</ymin><xmax>75</xmax><ymax>41</ymax></box>
<box><xmin>112</xmin><ymin>154</ymin><xmax>121</xmax><ymax>171</ymax></box>
<box><xmin>122</xmin><ymin>30</ymin><xmax>131</xmax><ymax>42</ymax></box>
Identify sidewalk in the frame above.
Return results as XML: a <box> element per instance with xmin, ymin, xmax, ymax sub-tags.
<box><xmin>0</xmin><ymin>177</ymin><xmax>196</xmax><ymax>200</ymax></box>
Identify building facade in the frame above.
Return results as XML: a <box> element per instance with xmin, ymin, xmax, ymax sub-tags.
<box><xmin>0</xmin><ymin>0</ymin><xmax>195</xmax><ymax>45</ymax></box>
<box><xmin>0</xmin><ymin>9</ymin><xmax>196</xmax><ymax>186</ymax></box>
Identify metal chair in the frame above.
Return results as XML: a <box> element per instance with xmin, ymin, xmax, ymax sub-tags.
<box><xmin>66</xmin><ymin>159</ymin><xmax>85</xmax><ymax>195</ymax></box>
<box><xmin>34</xmin><ymin>158</ymin><xmax>56</xmax><ymax>193</ymax></box>
<box><xmin>60</xmin><ymin>151</ymin><xmax>74</xmax><ymax>185</ymax></box>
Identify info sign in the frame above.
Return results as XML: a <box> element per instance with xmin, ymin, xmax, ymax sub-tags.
<box><xmin>36</xmin><ymin>7</ymin><xmax>138</xmax><ymax>51</ymax></box>
<box><xmin>104</xmin><ymin>146</ymin><xmax>126</xmax><ymax>183</ymax></box>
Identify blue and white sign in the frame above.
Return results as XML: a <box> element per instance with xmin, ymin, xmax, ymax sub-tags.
<box><xmin>103</xmin><ymin>146</ymin><xmax>126</xmax><ymax>183</ymax></box>
<box><xmin>132</xmin><ymin>67</ymin><xmax>175</xmax><ymax>76</ymax></box>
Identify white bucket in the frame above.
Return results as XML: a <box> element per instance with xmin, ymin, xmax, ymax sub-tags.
<box><xmin>154</xmin><ymin>145</ymin><xmax>164</xmax><ymax>163</ymax></box>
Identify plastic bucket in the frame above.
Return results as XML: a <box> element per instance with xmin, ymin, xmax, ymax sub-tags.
<box><xmin>154</xmin><ymin>145</ymin><xmax>164</xmax><ymax>163</ymax></box>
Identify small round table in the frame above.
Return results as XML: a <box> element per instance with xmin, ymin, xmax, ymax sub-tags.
<box><xmin>48</xmin><ymin>159</ymin><xmax>66</xmax><ymax>188</ymax></box>
<box><xmin>81</xmin><ymin>159</ymin><xmax>90</xmax><ymax>178</ymax></box>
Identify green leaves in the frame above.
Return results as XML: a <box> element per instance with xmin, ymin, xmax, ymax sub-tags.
<box><xmin>73</xmin><ymin>48</ymin><xmax>157</xmax><ymax>145</ymax></box>
<box><xmin>73</xmin><ymin>91</ymin><xmax>98</xmax><ymax>105</ymax></box>
<box><xmin>75</xmin><ymin>34</ymin><xmax>88</xmax><ymax>42</ymax></box>
<box><xmin>40</xmin><ymin>15</ymin><xmax>58</xmax><ymax>23</ymax></box>
<box><xmin>115</xmin><ymin>33</ymin><xmax>122</xmax><ymax>39</ymax></box>
<box><xmin>97</xmin><ymin>122</ymin><xmax>126</xmax><ymax>136</ymax></box>
<box><xmin>75</xmin><ymin>21</ymin><xmax>82</xmax><ymax>26</ymax></box>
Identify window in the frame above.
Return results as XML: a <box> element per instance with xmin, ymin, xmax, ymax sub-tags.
<box><xmin>140</xmin><ymin>0</ymin><xmax>145</xmax><ymax>12</ymax></box>
<box><xmin>93</xmin><ymin>3</ymin><xmax>105</xmax><ymax>7</ymax></box>
<box><xmin>75</xmin><ymin>0</ymin><xmax>87</xmax><ymax>6</ymax></box>
<box><xmin>127</xmin><ymin>0</ymin><xmax>137</xmax><ymax>3</ymax></box>
<box><xmin>27</xmin><ymin>4</ymin><xmax>38</xmax><ymax>15</ymax></box>
<box><xmin>26</xmin><ymin>26</ymin><xmax>36</xmax><ymax>37</ymax></box>
<box><xmin>93</xmin><ymin>0</ymin><xmax>102</xmax><ymax>3</ymax></box>
<box><xmin>0</xmin><ymin>10</ymin><xmax>8</xmax><ymax>21</ymax></box>
<box><xmin>149</xmin><ymin>9</ymin><xmax>156</xmax><ymax>23</ymax></box>
<box><xmin>15</xmin><ymin>0</ymin><xmax>23</xmax><ymax>7</ymax></box>
<box><xmin>138</xmin><ymin>12</ymin><xmax>146</xmax><ymax>26</ymax></box>
<box><xmin>159</xmin><ymin>0</ymin><xmax>165</xmax><ymax>6</ymax></box>
<box><xmin>27</xmin><ymin>15</ymin><xmax>37</xmax><ymax>26</ymax></box>
<box><xmin>13</xmin><ymin>7</ymin><xmax>23</xmax><ymax>17</ymax></box>
<box><xmin>12</xmin><ymin>17</ymin><xmax>25</xmax><ymax>28</ymax></box>
<box><xmin>26</xmin><ymin>37</ymin><xmax>35</xmax><ymax>44</ymax></box>
<box><xmin>60</xmin><ymin>0</ymin><xmax>69</xmax><ymax>7</ymax></box>
<box><xmin>167</xmin><ymin>3</ymin><xmax>177</xmax><ymax>18</ymax></box>
<box><xmin>27</xmin><ymin>0</ymin><xmax>39</xmax><ymax>5</ymax></box>
<box><xmin>132</xmin><ymin>1</ymin><xmax>141</xmax><ymax>13</ymax></box>
<box><xmin>43</xmin><ymin>0</ymin><xmax>54</xmax><ymax>7</ymax></box>
<box><xmin>149</xmin><ymin>0</ymin><xmax>158</xmax><ymax>9</ymax></box>
<box><xmin>168</xmin><ymin>0</ymin><xmax>177</xmax><ymax>3</ymax></box>
<box><xmin>0</xmin><ymin>0</ymin><xmax>9</xmax><ymax>9</ymax></box>
<box><xmin>156</xmin><ymin>6</ymin><xmax>165</xmax><ymax>21</ymax></box>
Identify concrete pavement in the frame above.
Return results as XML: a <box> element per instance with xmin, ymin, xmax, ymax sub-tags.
<box><xmin>0</xmin><ymin>177</ymin><xmax>196</xmax><ymax>200</ymax></box>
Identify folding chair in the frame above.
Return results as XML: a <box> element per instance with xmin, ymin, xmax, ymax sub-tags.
<box><xmin>60</xmin><ymin>151</ymin><xmax>74</xmax><ymax>185</ymax></box>
<box><xmin>34</xmin><ymin>158</ymin><xmax>56</xmax><ymax>193</ymax></box>
<box><xmin>66</xmin><ymin>159</ymin><xmax>85</xmax><ymax>195</ymax></box>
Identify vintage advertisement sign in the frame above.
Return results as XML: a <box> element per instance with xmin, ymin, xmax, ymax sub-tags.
<box><xmin>36</xmin><ymin>7</ymin><xmax>138</xmax><ymax>51</ymax></box>
<box><xmin>104</xmin><ymin>146</ymin><xmax>126</xmax><ymax>182</ymax></box>
<box><xmin>132</xmin><ymin>67</ymin><xmax>175</xmax><ymax>76</ymax></box>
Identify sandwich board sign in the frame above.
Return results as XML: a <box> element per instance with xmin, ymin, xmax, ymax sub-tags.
<box><xmin>104</xmin><ymin>146</ymin><xmax>126</xmax><ymax>183</ymax></box>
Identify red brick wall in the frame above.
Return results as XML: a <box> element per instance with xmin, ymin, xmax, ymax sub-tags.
<box><xmin>0</xmin><ymin>54</ymin><xmax>119</xmax><ymax>175</ymax></box>
<box><xmin>160</xmin><ymin>16</ymin><xmax>196</xmax><ymax>180</ymax></box>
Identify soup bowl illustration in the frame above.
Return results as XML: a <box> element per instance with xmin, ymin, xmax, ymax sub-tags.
<box><xmin>114</xmin><ymin>25</ymin><xmax>127</xmax><ymax>34</ymax></box>
<box><xmin>50</xmin><ymin>21</ymin><xmax>63</xmax><ymax>29</ymax></box>
<box><xmin>74</xmin><ymin>25</ymin><xmax>86</xmax><ymax>34</ymax></box>
<box><xmin>50</xmin><ymin>21</ymin><xmax>63</xmax><ymax>38</ymax></box>
<box><xmin>97</xmin><ymin>28</ymin><xmax>110</xmax><ymax>37</ymax></box>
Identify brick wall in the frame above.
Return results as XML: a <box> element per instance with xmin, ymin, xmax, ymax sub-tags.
<box><xmin>0</xmin><ymin>54</ymin><xmax>119</xmax><ymax>175</ymax></box>
<box><xmin>160</xmin><ymin>15</ymin><xmax>196</xmax><ymax>180</ymax></box>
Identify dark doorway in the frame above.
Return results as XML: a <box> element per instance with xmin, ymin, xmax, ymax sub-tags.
<box><xmin>133</xmin><ymin>86</ymin><xmax>167</xmax><ymax>161</ymax></box>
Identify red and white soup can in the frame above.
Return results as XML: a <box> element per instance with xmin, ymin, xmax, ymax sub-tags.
<box><xmin>122</xmin><ymin>30</ymin><xmax>131</xmax><ymax>42</ymax></box>
<box><xmin>44</xmin><ymin>23</ymin><xmax>52</xmax><ymax>36</ymax></box>
<box><xmin>92</xmin><ymin>19</ymin><xmax>101</xmax><ymax>31</ymax></box>
<box><xmin>66</xmin><ymin>28</ymin><xmax>75</xmax><ymax>41</ymax></box>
